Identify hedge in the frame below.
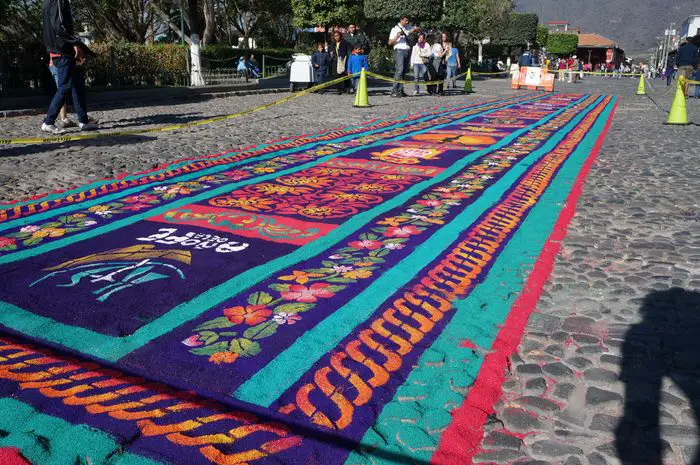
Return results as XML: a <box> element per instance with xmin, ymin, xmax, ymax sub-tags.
<box><xmin>364</xmin><ymin>0</ymin><xmax>442</xmax><ymax>21</ymax></box>
<box><xmin>546</xmin><ymin>33</ymin><xmax>578</xmax><ymax>55</ymax></box>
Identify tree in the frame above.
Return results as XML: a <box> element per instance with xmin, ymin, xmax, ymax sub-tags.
<box><xmin>546</xmin><ymin>32</ymin><xmax>578</xmax><ymax>55</ymax></box>
<box><xmin>535</xmin><ymin>25</ymin><xmax>548</xmax><ymax>49</ymax></box>
<box><xmin>364</xmin><ymin>0</ymin><xmax>441</xmax><ymax>22</ymax></box>
<box><xmin>0</xmin><ymin>0</ymin><xmax>42</xmax><ymax>42</ymax></box>
<box><xmin>216</xmin><ymin>0</ymin><xmax>282</xmax><ymax>48</ymax></box>
<box><xmin>495</xmin><ymin>12</ymin><xmax>538</xmax><ymax>49</ymax></box>
<box><xmin>439</xmin><ymin>0</ymin><xmax>512</xmax><ymax>42</ymax></box>
<box><xmin>293</xmin><ymin>0</ymin><xmax>363</xmax><ymax>29</ymax></box>
<box><xmin>75</xmin><ymin>0</ymin><xmax>155</xmax><ymax>42</ymax></box>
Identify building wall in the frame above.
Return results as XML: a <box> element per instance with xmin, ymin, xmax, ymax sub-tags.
<box><xmin>681</xmin><ymin>16</ymin><xmax>700</xmax><ymax>40</ymax></box>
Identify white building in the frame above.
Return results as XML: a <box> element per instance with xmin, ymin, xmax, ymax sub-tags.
<box><xmin>680</xmin><ymin>15</ymin><xmax>700</xmax><ymax>40</ymax></box>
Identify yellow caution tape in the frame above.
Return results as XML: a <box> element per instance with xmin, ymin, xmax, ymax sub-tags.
<box><xmin>0</xmin><ymin>75</ymin><xmax>353</xmax><ymax>145</ymax></box>
<box><xmin>365</xmin><ymin>70</ymin><xmax>470</xmax><ymax>87</ymax></box>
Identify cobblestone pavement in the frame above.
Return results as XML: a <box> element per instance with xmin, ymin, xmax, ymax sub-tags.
<box><xmin>475</xmin><ymin>79</ymin><xmax>700</xmax><ymax>465</ymax></box>
<box><xmin>0</xmin><ymin>83</ymin><xmax>514</xmax><ymax>202</ymax></box>
<box><xmin>2</xmin><ymin>77</ymin><xmax>700</xmax><ymax>465</ymax></box>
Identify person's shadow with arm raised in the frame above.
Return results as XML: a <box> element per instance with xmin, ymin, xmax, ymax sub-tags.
<box><xmin>617</xmin><ymin>288</ymin><xmax>700</xmax><ymax>465</ymax></box>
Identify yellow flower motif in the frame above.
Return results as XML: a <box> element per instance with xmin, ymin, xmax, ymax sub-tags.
<box><xmin>353</xmin><ymin>261</ymin><xmax>375</xmax><ymax>267</ymax></box>
<box><xmin>71</xmin><ymin>214</ymin><xmax>86</xmax><ymax>219</ymax></box>
<box><xmin>378</xmin><ymin>216</ymin><xmax>409</xmax><ymax>226</ymax></box>
<box><xmin>279</xmin><ymin>270</ymin><xmax>324</xmax><ymax>284</ymax></box>
<box><xmin>88</xmin><ymin>205</ymin><xmax>111</xmax><ymax>213</ymax></box>
<box><xmin>31</xmin><ymin>227</ymin><xmax>66</xmax><ymax>239</ymax></box>
<box><xmin>343</xmin><ymin>269</ymin><xmax>373</xmax><ymax>280</ymax></box>
<box><xmin>253</xmin><ymin>167</ymin><xmax>276</xmax><ymax>173</ymax></box>
<box><xmin>197</xmin><ymin>176</ymin><xmax>216</xmax><ymax>182</ymax></box>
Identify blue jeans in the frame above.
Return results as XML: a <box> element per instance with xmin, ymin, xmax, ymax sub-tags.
<box><xmin>446</xmin><ymin>65</ymin><xmax>458</xmax><ymax>87</ymax></box>
<box><xmin>392</xmin><ymin>49</ymin><xmax>410</xmax><ymax>94</ymax></box>
<box><xmin>695</xmin><ymin>83</ymin><xmax>700</xmax><ymax>98</ymax></box>
<box><xmin>45</xmin><ymin>56</ymin><xmax>88</xmax><ymax>125</ymax></box>
<box><xmin>413</xmin><ymin>63</ymin><xmax>427</xmax><ymax>92</ymax></box>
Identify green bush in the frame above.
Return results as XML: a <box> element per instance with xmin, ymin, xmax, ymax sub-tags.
<box><xmin>546</xmin><ymin>33</ymin><xmax>578</xmax><ymax>55</ymax></box>
<box><xmin>367</xmin><ymin>41</ymin><xmax>395</xmax><ymax>73</ymax></box>
<box><xmin>87</xmin><ymin>42</ymin><xmax>189</xmax><ymax>87</ymax></box>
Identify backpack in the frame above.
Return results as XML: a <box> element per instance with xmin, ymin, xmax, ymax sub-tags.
<box><xmin>400</xmin><ymin>26</ymin><xmax>418</xmax><ymax>48</ymax></box>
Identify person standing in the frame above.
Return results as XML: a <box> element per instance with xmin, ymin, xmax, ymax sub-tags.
<box><xmin>328</xmin><ymin>30</ymin><xmax>351</xmax><ymax>94</ymax></box>
<box><xmin>344</xmin><ymin>24</ymin><xmax>371</xmax><ymax>56</ymax></box>
<box><xmin>675</xmin><ymin>38</ymin><xmax>699</xmax><ymax>97</ymax></box>
<box><xmin>347</xmin><ymin>45</ymin><xmax>369</xmax><ymax>92</ymax></box>
<box><xmin>444</xmin><ymin>39</ymin><xmax>461</xmax><ymax>89</ymax></box>
<box><xmin>311</xmin><ymin>43</ymin><xmax>330</xmax><ymax>86</ymax></box>
<box><xmin>42</xmin><ymin>0</ymin><xmax>98</xmax><ymax>134</ymax></box>
<box><xmin>389</xmin><ymin>16</ymin><xmax>419</xmax><ymax>97</ymax></box>
<box><xmin>426</xmin><ymin>32</ymin><xmax>447</xmax><ymax>95</ymax></box>
<box><xmin>410</xmin><ymin>33</ymin><xmax>431</xmax><ymax>95</ymax></box>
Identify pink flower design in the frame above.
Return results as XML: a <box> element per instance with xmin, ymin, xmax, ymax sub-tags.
<box><xmin>281</xmin><ymin>283</ymin><xmax>336</xmax><ymax>303</ymax></box>
<box><xmin>224</xmin><ymin>170</ymin><xmax>252</xmax><ymax>180</ymax></box>
<box><xmin>182</xmin><ymin>335</ymin><xmax>204</xmax><ymax>347</ymax></box>
<box><xmin>122</xmin><ymin>203</ymin><xmax>152</xmax><ymax>211</ymax></box>
<box><xmin>20</xmin><ymin>225</ymin><xmax>40</xmax><ymax>233</ymax></box>
<box><xmin>0</xmin><ymin>237</ymin><xmax>16</xmax><ymax>249</ymax></box>
<box><xmin>384</xmin><ymin>226</ymin><xmax>422</xmax><ymax>238</ymax></box>
<box><xmin>348</xmin><ymin>239</ymin><xmax>382</xmax><ymax>250</ymax></box>
<box><xmin>417</xmin><ymin>199</ymin><xmax>443</xmax><ymax>207</ymax></box>
<box><xmin>123</xmin><ymin>194</ymin><xmax>157</xmax><ymax>204</ymax></box>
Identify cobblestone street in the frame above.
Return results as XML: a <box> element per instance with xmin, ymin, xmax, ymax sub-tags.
<box><xmin>1</xmin><ymin>77</ymin><xmax>699</xmax><ymax>465</ymax></box>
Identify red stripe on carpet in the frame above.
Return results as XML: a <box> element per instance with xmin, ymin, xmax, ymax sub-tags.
<box><xmin>431</xmin><ymin>98</ymin><xmax>619</xmax><ymax>465</ymax></box>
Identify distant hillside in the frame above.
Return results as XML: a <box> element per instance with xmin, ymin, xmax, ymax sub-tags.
<box><xmin>515</xmin><ymin>0</ymin><xmax>698</xmax><ymax>53</ymax></box>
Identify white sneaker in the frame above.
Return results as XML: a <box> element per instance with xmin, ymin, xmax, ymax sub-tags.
<box><xmin>79</xmin><ymin>122</ymin><xmax>99</xmax><ymax>131</ymax></box>
<box><xmin>41</xmin><ymin>123</ymin><xmax>65</xmax><ymax>135</ymax></box>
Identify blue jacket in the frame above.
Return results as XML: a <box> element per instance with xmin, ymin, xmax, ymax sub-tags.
<box><xmin>347</xmin><ymin>53</ymin><xmax>369</xmax><ymax>75</ymax></box>
<box><xmin>311</xmin><ymin>51</ymin><xmax>330</xmax><ymax>74</ymax></box>
<box><xmin>676</xmin><ymin>42</ymin><xmax>699</xmax><ymax>67</ymax></box>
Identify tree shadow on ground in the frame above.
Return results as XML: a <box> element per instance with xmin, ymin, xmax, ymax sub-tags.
<box><xmin>105</xmin><ymin>112</ymin><xmax>227</xmax><ymax>129</ymax></box>
<box><xmin>617</xmin><ymin>287</ymin><xmax>700</xmax><ymax>465</ymax></box>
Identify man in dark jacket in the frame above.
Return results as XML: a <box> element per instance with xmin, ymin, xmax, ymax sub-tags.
<box><xmin>343</xmin><ymin>24</ymin><xmax>371</xmax><ymax>56</ymax></box>
<box><xmin>676</xmin><ymin>38</ymin><xmax>699</xmax><ymax>96</ymax></box>
<box><xmin>42</xmin><ymin>0</ymin><xmax>98</xmax><ymax>134</ymax></box>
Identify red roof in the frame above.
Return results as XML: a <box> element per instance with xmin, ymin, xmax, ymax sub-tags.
<box><xmin>577</xmin><ymin>32</ymin><xmax>617</xmax><ymax>48</ymax></box>
<box><xmin>546</xmin><ymin>21</ymin><xmax>569</xmax><ymax>25</ymax></box>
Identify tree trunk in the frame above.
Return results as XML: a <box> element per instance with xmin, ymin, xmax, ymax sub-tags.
<box><xmin>188</xmin><ymin>0</ymin><xmax>200</xmax><ymax>36</ymax></box>
<box><xmin>202</xmin><ymin>0</ymin><xmax>216</xmax><ymax>46</ymax></box>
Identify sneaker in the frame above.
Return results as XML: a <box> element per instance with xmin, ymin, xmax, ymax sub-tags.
<box><xmin>57</xmin><ymin>117</ymin><xmax>77</xmax><ymax>128</ymax></box>
<box><xmin>41</xmin><ymin>123</ymin><xmax>65</xmax><ymax>135</ymax></box>
<box><xmin>79</xmin><ymin>122</ymin><xmax>99</xmax><ymax>131</ymax></box>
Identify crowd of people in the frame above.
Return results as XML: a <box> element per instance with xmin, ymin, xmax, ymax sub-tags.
<box><xmin>308</xmin><ymin>16</ymin><xmax>461</xmax><ymax>97</ymax></box>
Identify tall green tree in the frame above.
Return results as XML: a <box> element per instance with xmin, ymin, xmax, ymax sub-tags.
<box><xmin>439</xmin><ymin>0</ymin><xmax>512</xmax><ymax>41</ymax></box>
<box><xmin>494</xmin><ymin>12</ymin><xmax>538</xmax><ymax>49</ymax></box>
<box><xmin>0</xmin><ymin>0</ymin><xmax>42</xmax><ymax>42</ymax></box>
<box><xmin>293</xmin><ymin>0</ymin><xmax>362</xmax><ymax>29</ymax></box>
<box><xmin>535</xmin><ymin>25</ymin><xmax>548</xmax><ymax>49</ymax></box>
<box><xmin>363</xmin><ymin>0</ymin><xmax>441</xmax><ymax>22</ymax></box>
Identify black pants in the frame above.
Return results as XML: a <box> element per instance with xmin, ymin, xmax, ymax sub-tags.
<box><xmin>426</xmin><ymin>58</ymin><xmax>445</xmax><ymax>94</ymax></box>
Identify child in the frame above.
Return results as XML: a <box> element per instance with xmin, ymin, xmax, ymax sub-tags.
<box><xmin>311</xmin><ymin>43</ymin><xmax>330</xmax><ymax>85</ymax></box>
<box><xmin>347</xmin><ymin>45</ymin><xmax>369</xmax><ymax>92</ymax></box>
<box><xmin>444</xmin><ymin>41</ymin><xmax>461</xmax><ymax>89</ymax></box>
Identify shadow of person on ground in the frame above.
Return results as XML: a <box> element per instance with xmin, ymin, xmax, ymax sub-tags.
<box><xmin>617</xmin><ymin>287</ymin><xmax>700</xmax><ymax>465</ymax></box>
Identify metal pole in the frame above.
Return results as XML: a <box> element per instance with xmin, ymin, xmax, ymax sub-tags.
<box><xmin>262</xmin><ymin>55</ymin><xmax>266</xmax><ymax>78</ymax></box>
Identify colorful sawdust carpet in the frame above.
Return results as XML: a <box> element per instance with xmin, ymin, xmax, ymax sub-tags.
<box><xmin>0</xmin><ymin>92</ymin><xmax>618</xmax><ymax>465</ymax></box>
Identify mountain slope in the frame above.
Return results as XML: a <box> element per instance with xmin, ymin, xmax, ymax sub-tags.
<box><xmin>516</xmin><ymin>0</ymin><xmax>698</xmax><ymax>52</ymax></box>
